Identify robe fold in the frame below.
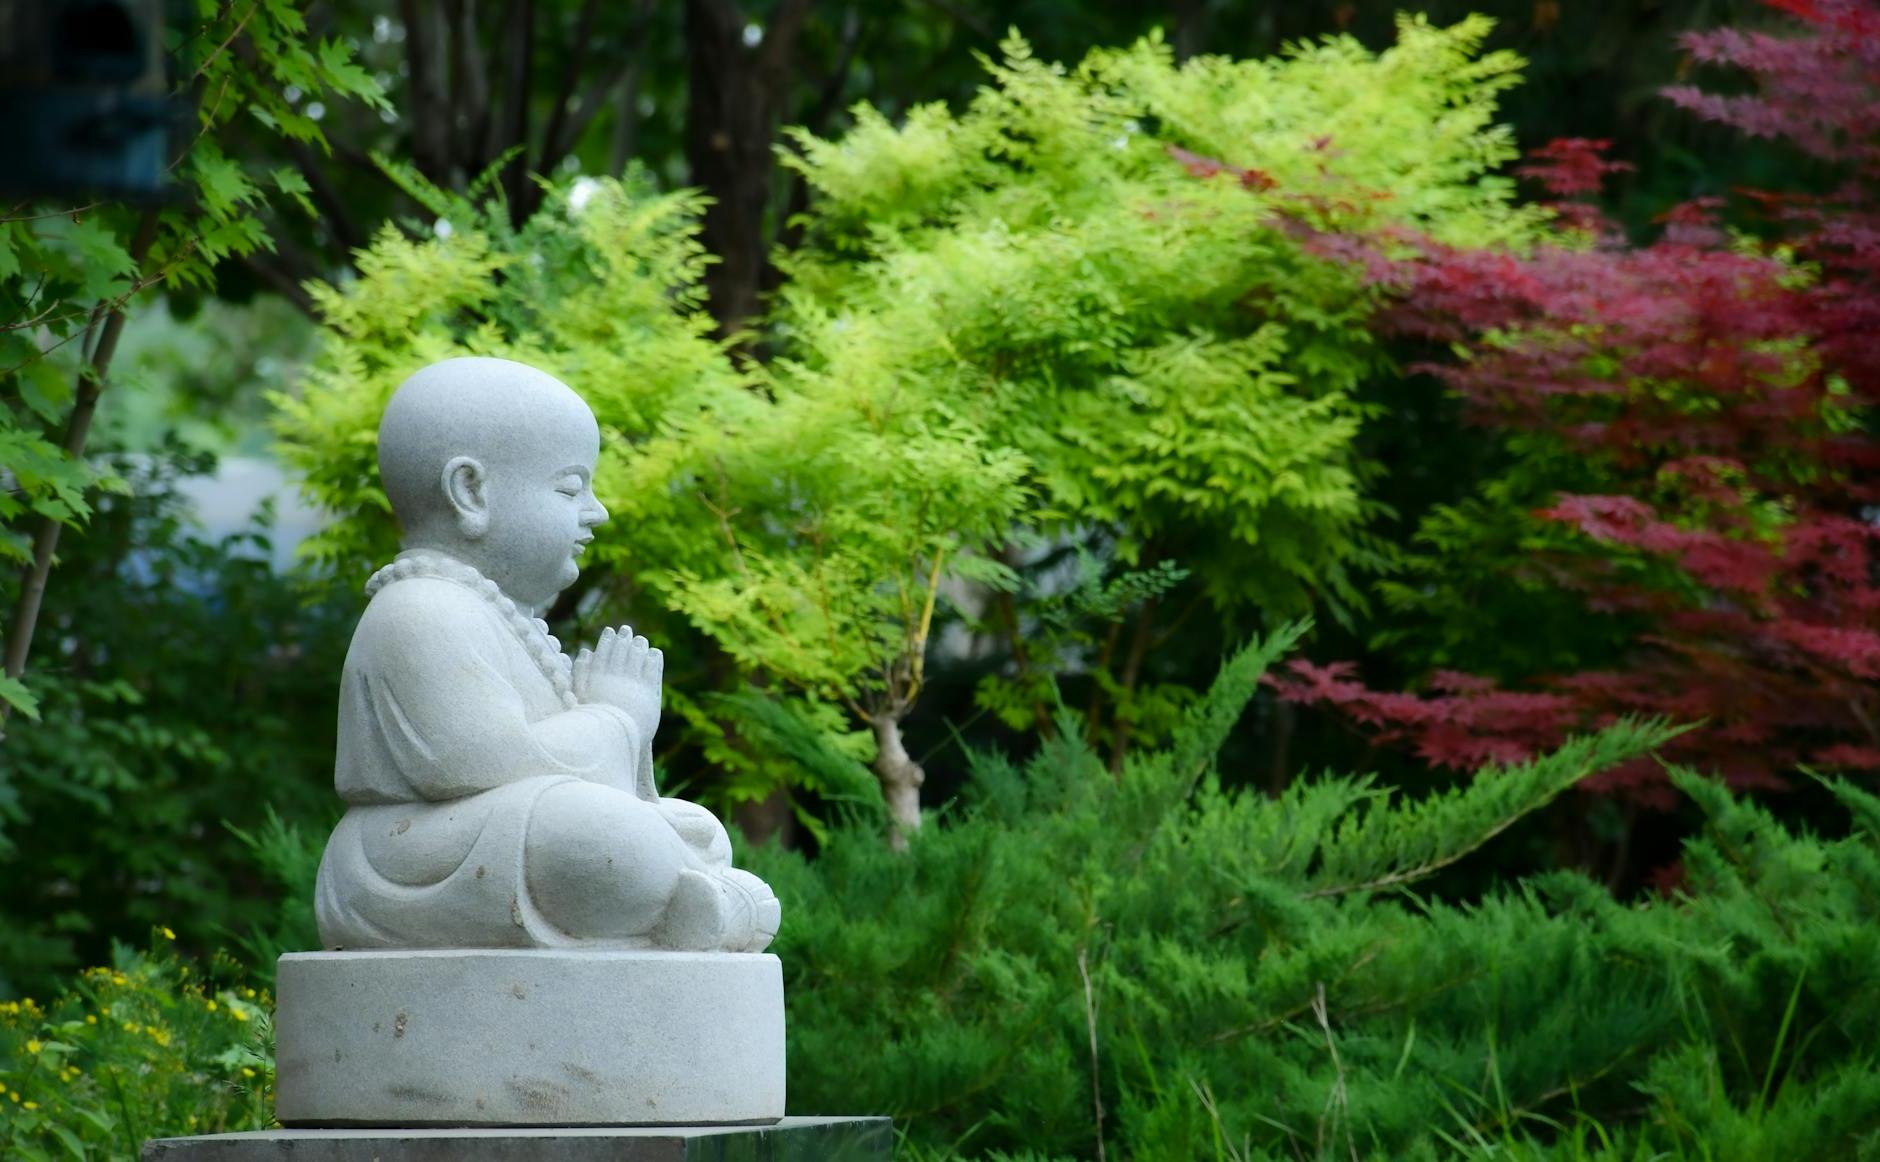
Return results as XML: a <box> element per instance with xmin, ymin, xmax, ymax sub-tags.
<box><xmin>314</xmin><ymin>572</ymin><xmax>651</xmax><ymax>949</ymax></box>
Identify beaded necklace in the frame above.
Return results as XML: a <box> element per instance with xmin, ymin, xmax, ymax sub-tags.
<box><xmin>364</xmin><ymin>549</ymin><xmax>578</xmax><ymax>710</ymax></box>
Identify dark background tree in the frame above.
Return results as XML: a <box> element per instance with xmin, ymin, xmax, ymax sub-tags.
<box><xmin>234</xmin><ymin>0</ymin><xmax>1775</xmax><ymax>331</ymax></box>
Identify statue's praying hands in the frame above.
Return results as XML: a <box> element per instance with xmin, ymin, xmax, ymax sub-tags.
<box><xmin>313</xmin><ymin>357</ymin><xmax>778</xmax><ymax>955</ymax></box>
<box><xmin>574</xmin><ymin>627</ymin><xmax>662</xmax><ymax>742</ymax></box>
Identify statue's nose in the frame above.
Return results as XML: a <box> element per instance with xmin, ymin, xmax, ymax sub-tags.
<box><xmin>583</xmin><ymin>496</ymin><xmax>610</xmax><ymax>527</ymax></box>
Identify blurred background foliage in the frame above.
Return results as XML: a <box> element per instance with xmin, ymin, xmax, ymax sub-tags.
<box><xmin>4</xmin><ymin>0</ymin><xmax>1880</xmax><ymax>1156</ymax></box>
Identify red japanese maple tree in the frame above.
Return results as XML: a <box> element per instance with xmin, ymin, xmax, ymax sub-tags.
<box><xmin>1269</xmin><ymin>0</ymin><xmax>1880</xmax><ymax>807</ymax></box>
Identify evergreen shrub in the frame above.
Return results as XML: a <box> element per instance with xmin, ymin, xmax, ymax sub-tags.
<box><xmin>9</xmin><ymin>631</ymin><xmax>1880</xmax><ymax>1159</ymax></box>
<box><xmin>755</xmin><ymin>626</ymin><xmax>1880</xmax><ymax>1159</ymax></box>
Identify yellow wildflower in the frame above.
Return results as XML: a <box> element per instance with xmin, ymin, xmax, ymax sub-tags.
<box><xmin>160</xmin><ymin>926</ymin><xmax>176</xmax><ymax>941</ymax></box>
<box><xmin>123</xmin><ymin>1021</ymin><xmax>137</xmax><ymax>1033</ymax></box>
<box><xmin>241</xmin><ymin>1067</ymin><xmax>256</xmax><ymax>1079</ymax></box>
<box><xmin>24</xmin><ymin>1039</ymin><xmax>40</xmax><ymax>1054</ymax></box>
<box><xmin>205</xmin><ymin>1000</ymin><xmax>217</xmax><ymax>1012</ymax></box>
<box><xmin>242</xmin><ymin>988</ymin><xmax>256</xmax><ymax>999</ymax></box>
<box><xmin>8</xmin><ymin>1092</ymin><xmax>18</xmax><ymax>1103</ymax></box>
<box><xmin>230</xmin><ymin>1008</ymin><xmax>249</xmax><ymax>1022</ymax></box>
<box><xmin>84</xmin><ymin>1015</ymin><xmax>96</xmax><ymax>1025</ymax></box>
<box><xmin>22</xmin><ymin>1101</ymin><xmax>36</xmax><ymax>1110</ymax></box>
<box><xmin>111</xmin><ymin>974</ymin><xmax>127</xmax><ymax>986</ymax></box>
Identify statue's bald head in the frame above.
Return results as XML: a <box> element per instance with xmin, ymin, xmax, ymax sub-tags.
<box><xmin>379</xmin><ymin>356</ymin><xmax>599</xmax><ymax>537</ymax></box>
<box><xmin>377</xmin><ymin>357</ymin><xmax>610</xmax><ymax>607</ymax></box>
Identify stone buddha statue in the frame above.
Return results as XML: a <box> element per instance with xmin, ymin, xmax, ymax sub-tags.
<box><xmin>313</xmin><ymin>356</ymin><xmax>780</xmax><ymax>955</ymax></box>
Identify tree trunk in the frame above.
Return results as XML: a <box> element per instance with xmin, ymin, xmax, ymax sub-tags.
<box><xmin>683</xmin><ymin>0</ymin><xmax>809</xmax><ymax>335</ymax></box>
<box><xmin>2</xmin><ymin>212</ymin><xmax>159</xmax><ymax>723</ymax></box>
<box><xmin>731</xmin><ymin>788</ymin><xmax>799</xmax><ymax>850</ymax></box>
<box><xmin>1106</xmin><ymin>595</ymin><xmax>1159</xmax><ymax>774</ymax></box>
<box><xmin>872</xmin><ymin>713</ymin><xmax>925</xmax><ymax>851</ymax></box>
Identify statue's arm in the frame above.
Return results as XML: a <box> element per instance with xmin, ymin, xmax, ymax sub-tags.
<box><xmin>350</xmin><ymin>581</ymin><xmax>647</xmax><ymax>799</ymax></box>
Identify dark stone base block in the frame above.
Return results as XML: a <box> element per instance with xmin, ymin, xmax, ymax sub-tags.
<box><xmin>143</xmin><ymin>1116</ymin><xmax>892</xmax><ymax>1161</ymax></box>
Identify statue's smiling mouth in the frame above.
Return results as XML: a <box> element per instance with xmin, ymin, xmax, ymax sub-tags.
<box><xmin>573</xmin><ymin>538</ymin><xmax>593</xmax><ymax>555</ymax></box>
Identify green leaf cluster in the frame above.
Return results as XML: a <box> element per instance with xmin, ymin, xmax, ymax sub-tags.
<box><xmin>0</xmin><ymin>1</ymin><xmax>383</xmax><ymax>718</ymax></box>
<box><xmin>275</xmin><ymin>166</ymin><xmax>1029</xmax><ymax>806</ymax></box>
<box><xmin>779</xmin><ymin>17</ymin><xmax>1546</xmax><ymax>619</ymax></box>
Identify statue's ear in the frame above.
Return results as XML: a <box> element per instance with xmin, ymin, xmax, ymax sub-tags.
<box><xmin>442</xmin><ymin>455</ymin><xmax>489</xmax><ymax>539</ymax></box>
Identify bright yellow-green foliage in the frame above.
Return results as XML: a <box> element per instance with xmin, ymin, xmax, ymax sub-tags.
<box><xmin>276</xmin><ymin>17</ymin><xmax>1543</xmax><ymax>794</ymax></box>
<box><xmin>0</xmin><ymin>940</ymin><xmax>272</xmax><ymax>1159</ymax></box>
<box><xmin>779</xmin><ymin>17</ymin><xmax>1545</xmax><ymax>617</ymax></box>
<box><xmin>274</xmin><ymin>171</ymin><xmax>1025</xmax><ymax>800</ymax></box>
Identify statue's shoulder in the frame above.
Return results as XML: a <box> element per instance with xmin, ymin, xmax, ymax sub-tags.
<box><xmin>355</xmin><ymin>574</ymin><xmax>497</xmax><ymax>642</ymax></box>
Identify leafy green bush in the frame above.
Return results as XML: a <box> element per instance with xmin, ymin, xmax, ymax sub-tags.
<box><xmin>0</xmin><ymin>445</ymin><xmax>349</xmax><ymax>996</ymax></box>
<box><xmin>756</xmin><ymin>626</ymin><xmax>1880</xmax><ymax>1159</ymax></box>
<box><xmin>0</xmin><ymin>939</ymin><xmax>272</xmax><ymax>1159</ymax></box>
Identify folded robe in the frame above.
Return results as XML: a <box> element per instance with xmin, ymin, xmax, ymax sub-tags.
<box><xmin>315</xmin><ymin>565</ymin><xmax>652</xmax><ymax>950</ymax></box>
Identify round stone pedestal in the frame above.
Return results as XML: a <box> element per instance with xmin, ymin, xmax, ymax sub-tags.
<box><xmin>274</xmin><ymin>949</ymin><xmax>785</xmax><ymax>1127</ymax></box>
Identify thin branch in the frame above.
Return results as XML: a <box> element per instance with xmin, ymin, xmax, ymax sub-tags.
<box><xmin>904</xmin><ymin>548</ymin><xmax>944</xmax><ymax>703</ymax></box>
<box><xmin>240</xmin><ymin>251</ymin><xmax>318</xmax><ymax>317</ymax></box>
<box><xmin>1107</xmin><ymin>594</ymin><xmax>1160</xmax><ymax>774</ymax></box>
<box><xmin>1077</xmin><ymin>945</ymin><xmax>1108</xmax><ymax>1162</ymax></box>
<box><xmin>190</xmin><ymin>0</ymin><xmax>263</xmax><ymax>81</ymax></box>
<box><xmin>1311</xmin><ymin>983</ymin><xmax>1359</xmax><ymax>1162</ymax></box>
<box><xmin>1204</xmin><ymin>949</ymin><xmax>1383</xmax><ymax>1045</ymax></box>
<box><xmin>283</xmin><ymin>137</ymin><xmax>369</xmax><ymax>255</ymax></box>
<box><xmin>0</xmin><ymin>202</ymin><xmax>103</xmax><ymax>225</ymax></box>
<box><xmin>0</xmin><ymin>234</ymin><xmax>202</xmax><ymax>379</ymax></box>
<box><xmin>1303</xmin><ymin>805</ymin><xmax>1543</xmax><ymax>900</ymax></box>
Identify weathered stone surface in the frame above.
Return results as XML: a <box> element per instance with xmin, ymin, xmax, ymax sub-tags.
<box><xmin>275</xmin><ymin>949</ymin><xmax>785</xmax><ymax>1127</ymax></box>
<box><xmin>143</xmin><ymin>1117</ymin><xmax>891</xmax><ymax>1161</ymax></box>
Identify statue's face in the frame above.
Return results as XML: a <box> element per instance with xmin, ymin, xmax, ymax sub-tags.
<box><xmin>476</xmin><ymin>410</ymin><xmax>609</xmax><ymax>609</ymax></box>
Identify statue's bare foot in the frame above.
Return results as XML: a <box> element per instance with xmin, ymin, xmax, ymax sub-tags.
<box><xmin>719</xmin><ymin>868</ymin><xmax>781</xmax><ymax>954</ymax></box>
<box><xmin>651</xmin><ymin>868</ymin><xmax>726</xmax><ymax>951</ymax></box>
<box><xmin>650</xmin><ymin>867</ymin><xmax>780</xmax><ymax>953</ymax></box>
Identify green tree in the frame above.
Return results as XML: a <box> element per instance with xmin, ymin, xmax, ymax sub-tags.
<box><xmin>0</xmin><ymin>0</ymin><xmax>383</xmax><ymax>721</ymax></box>
<box><xmin>279</xmin><ymin>17</ymin><xmax>1555</xmax><ymax>836</ymax></box>
<box><xmin>777</xmin><ymin>18</ymin><xmax>1546</xmax><ymax>765</ymax></box>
